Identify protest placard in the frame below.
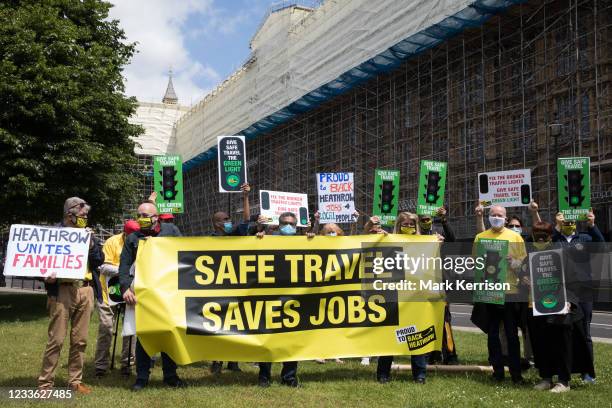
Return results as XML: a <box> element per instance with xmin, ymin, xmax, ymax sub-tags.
<box><xmin>372</xmin><ymin>169</ymin><xmax>400</xmax><ymax>226</ymax></box>
<box><xmin>317</xmin><ymin>172</ymin><xmax>355</xmax><ymax>224</ymax></box>
<box><xmin>153</xmin><ymin>155</ymin><xmax>184</xmax><ymax>214</ymax></box>
<box><xmin>417</xmin><ymin>161</ymin><xmax>447</xmax><ymax>216</ymax></box>
<box><xmin>260</xmin><ymin>190</ymin><xmax>309</xmax><ymax>227</ymax></box>
<box><xmin>3</xmin><ymin>224</ymin><xmax>91</xmax><ymax>279</ymax></box>
<box><xmin>529</xmin><ymin>249</ymin><xmax>567</xmax><ymax>316</ymax></box>
<box><xmin>478</xmin><ymin>169</ymin><xmax>531</xmax><ymax>208</ymax></box>
<box><xmin>218</xmin><ymin>136</ymin><xmax>247</xmax><ymax>193</ymax></box>
<box><xmin>557</xmin><ymin>157</ymin><xmax>591</xmax><ymax>221</ymax></box>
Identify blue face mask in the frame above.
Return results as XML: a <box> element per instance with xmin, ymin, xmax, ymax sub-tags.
<box><xmin>223</xmin><ymin>222</ymin><xmax>233</xmax><ymax>233</ymax></box>
<box><xmin>279</xmin><ymin>224</ymin><xmax>296</xmax><ymax>236</ymax></box>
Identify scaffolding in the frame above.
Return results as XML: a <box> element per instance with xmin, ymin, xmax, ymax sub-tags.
<box><xmin>178</xmin><ymin>0</ymin><xmax>612</xmax><ymax>239</ymax></box>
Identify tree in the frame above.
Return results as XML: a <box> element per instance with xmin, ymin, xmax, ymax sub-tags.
<box><xmin>0</xmin><ymin>0</ymin><xmax>142</xmax><ymax>227</ymax></box>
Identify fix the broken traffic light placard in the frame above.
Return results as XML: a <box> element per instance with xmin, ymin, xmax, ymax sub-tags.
<box><xmin>557</xmin><ymin>157</ymin><xmax>590</xmax><ymax>221</ymax></box>
<box><xmin>153</xmin><ymin>155</ymin><xmax>184</xmax><ymax>214</ymax></box>
<box><xmin>372</xmin><ymin>169</ymin><xmax>400</xmax><ymax>226</ymax></box>
<box><xmin>417</xmin><ymin>160</ymin><xmax>447</xmax><ymax>216</ymax></box>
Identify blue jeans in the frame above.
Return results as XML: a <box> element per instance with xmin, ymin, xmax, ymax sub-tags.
<box><xmin>135</xmin><ymin>338</ymin><xmax>177</xmax><ymax>382</ymax></box>
<box><xmin>377</xmin><ymin>355</ymin><xmax>427</xmax><ymax>380</ymax></box>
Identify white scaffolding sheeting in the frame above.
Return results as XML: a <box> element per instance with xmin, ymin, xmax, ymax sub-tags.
<box><xmin>130</xmin><ymin>102</ymin><xmax>189</xmax><ymax>156</ymax></box>
<box><xmin>174</xmin><ymin>0</ymin><xmax>474</xmax><ymax>162</ymax></box>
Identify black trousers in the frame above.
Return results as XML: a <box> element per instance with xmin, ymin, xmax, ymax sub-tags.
<box><xmin>486</xmin><ymin>304</ymin><xmax>521</xmax><ymax>379</ymax></box>
<box><xmin>135</xmin><ymin>338</ymin><xmax>177</xmax><ymax>382</ymax></box>
<box><xmin>258</xmin><ymin>362</ymin><xmax>298</xmax><ymax>382</ymax></box>
<box><xmin>530</xmin><ymin>317</ymin><xmax>572</xmax><ymax>383</ymax></box>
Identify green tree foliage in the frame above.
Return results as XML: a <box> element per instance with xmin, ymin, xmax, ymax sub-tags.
<box><xmin>0</xmin><ymin>0</ymin><xmax>142</xmax><ymax>226</ymax></box>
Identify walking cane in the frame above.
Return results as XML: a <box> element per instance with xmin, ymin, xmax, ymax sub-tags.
<box><xmin>110</xmin><ymin>303</ymin><xmax>124</xmax><ymax>370</ymax></box>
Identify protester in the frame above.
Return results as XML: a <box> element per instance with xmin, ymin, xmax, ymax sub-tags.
<box><xmin>523</xmin><ymin>221</ymin><xmax>594</xmax><ymax>393</ymax></box>
<box><xmin>119</xmin><ymin>201</ymin><xmax>185</xmax><ymax>391</ymax></box>
<box><xmin>94</xmin><ymin>220</ymin><xmax>140</xmax><ymax>378</ymax></box>
<box><xmin>209</xmin><ymin>183</ymin><xmax>251</xmax><ymax>374</ymax></box>
<box><xmin>311</xmin><ymin>214</ymin><xmax>344</xmax><ymax>364</ymax></box>
<box><xmin>256</xmin><ymin>211</ymin><xmax>300</xmax><ymax>387</ymax></box>
<box><xmin>470</xmin><ymin>205</ymin><xmax>527</xmax><ymax>383</ymax></box>
<box><xmin>376</xmin><ymin>212</ymin><xmax>428</xmax><ymax>384</ymax></box>
<box><xmin>529</xmin><ymin>201</ymin><xmax>603</xmax><ymax>384</ymax></box>
<box><xmin>420</xmin><ymin>207</ymin><xmax>459</xmax><ymax>365</ymax></box>
<box><xmin>38</xmin><ymin>197</ymin><xmax>105</xmax><ymax>394</ymax></box>
<box><xmin>475</xmin><ymin>202</ymin><xmax>532</xmax><ymax>368</ymax></box>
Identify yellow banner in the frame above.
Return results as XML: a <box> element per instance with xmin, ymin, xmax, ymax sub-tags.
<box><xmin>135</xmin><ymin>234</ymin><xmax>446</xmax><ymax>364</ymax></box>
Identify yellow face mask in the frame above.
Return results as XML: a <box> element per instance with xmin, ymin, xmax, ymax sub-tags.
<box><xmin>400</xmin><ymin>226</ymin><xmax>417</xmax><ymax>235</ymax></box>
<box><xmin>73</xmin><ymin>215</ymin><xmax>87</xmax><ymax>228</ymax></box>
<box><xmin>419</xmin><ymin>220</ymin><xmax>432</xmax><ymax>231</ymax></box>
<box><xmin>561</xmin><ymin>224</ymin><xmax>576</xmax><ymax>236</ymax></box>
<box><xmin>137</xmin><ymin>217</ymin><xmax>154</xmax><ymax>229</ymax></box>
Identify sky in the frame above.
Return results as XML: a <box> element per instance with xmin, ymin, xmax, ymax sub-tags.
<box><xmin>108</xmin><ymin>0</ymin><xmax>272</xmax><ymax>106</ymax></box>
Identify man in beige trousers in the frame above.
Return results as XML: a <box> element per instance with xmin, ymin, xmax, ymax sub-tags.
<box><xmin>38</xmin><ymin>197</ymin><xmax>105</xmax><ymax>394</ymax></box>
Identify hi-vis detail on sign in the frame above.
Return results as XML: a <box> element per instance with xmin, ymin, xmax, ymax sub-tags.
<box><xmin>557</xmin><ymin>157</ymin><xmax>591</xmax><ymax>221</ymax></box>
<box><xmin>478</xmin><ymin>169</ymin><xmax>531</xmax><ymax>208</ymax></box>
<box><xmin>218</xmin><ymin>136</ymin><xmax>247</xmax><ymax>193</ymax></box>
<box><xmin>134</xmin><ymin>235</ymin><xmax>445</xmax><ymax>364</ymax></box>
<box><xmin>317</xmin><ymin>172</ymin><xmax>355</xmax><ymax>224</ymax></box>
<box><xmin>260</xmin><ymin>190</ymin><xmax>309</xmax><ymax>227</ymax></box>
<box><xmin>3</xmin><ymin>225</ymin><xmax>91</xmax><ymax>279</ymax></box>
<box><xmin>153</xmin><ymin>155</ymin><xmax>184</xmax><ymax>214</ymax></box>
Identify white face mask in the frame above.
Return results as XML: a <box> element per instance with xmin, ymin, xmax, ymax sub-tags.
<box><xmin>489</xmin><ymin>216</ymin><xmax>506</xmax><ymax>229</ymax></box>
<box><xmin>509</xmin><ymin>226</ymin><xmax>522</xmax><ymax>235</ymax></box>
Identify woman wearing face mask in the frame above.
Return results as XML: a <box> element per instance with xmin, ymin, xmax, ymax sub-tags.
<box><xmin>377</xmin><ymin>212</ymin><xmax>428</xmax><ymax>384</ymax></box>
<box><xmin>507</xmin><ymin>216</ymin><xmax>528</xmax><ymax>240</ymax></box>
<box><xmin>523</xmin><ymin>222</ymin><xmax>594</xmax><ymax>393</ymax></box>
<box><xmin>313</xmin><ymin>222</ymin><xmax>345</xmax><ymax>364</ymax></box>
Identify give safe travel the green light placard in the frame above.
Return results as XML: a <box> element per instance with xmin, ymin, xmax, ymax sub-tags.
<box><xmin>557</xmin><ymin>157</ymin><xmax>590</xmax><ymax>221</ymax></box>
<box><xmin>153</xmin><ymin>155</ymin><xmax>184</xmax><ymax>214</ymax></box>
<box><xmin>416</xmin><ymin>160</ymin><xmax>447</xmax><ymax>216</ymax></box>
<box><xmin>372</xmin><ymin>169</ymin><xmax>400</xmax><ymax>227</ymax></box>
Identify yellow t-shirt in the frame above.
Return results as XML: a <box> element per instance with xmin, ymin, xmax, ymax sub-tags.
<box><xmin>473</xmin><ymin>227</ymin><xmax>527</xmax><ymax>295</ymax></box>
<box><xmin>99</xmin><ymin>233</ymin><xmax>125</xmax><ymax>304</ymax></box>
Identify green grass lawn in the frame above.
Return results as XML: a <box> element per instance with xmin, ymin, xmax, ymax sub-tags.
<box><xmin>0</xmin><ymin>292</ymin><xmax>610</xmax><ymax>407</ymax></box>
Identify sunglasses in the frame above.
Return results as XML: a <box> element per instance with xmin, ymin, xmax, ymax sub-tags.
<box><xmin>69</xmin><ymin>202</ymin><xmax>89</xmax><ymax>211</ymax></box>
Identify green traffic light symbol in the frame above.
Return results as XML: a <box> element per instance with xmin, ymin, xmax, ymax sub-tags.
<box><xmin>227</xmin><ymin>174</ymin><xmax>240</xmax><ymax>187</ymax></box>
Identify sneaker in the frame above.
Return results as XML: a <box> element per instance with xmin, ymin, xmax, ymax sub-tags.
<box><xmin>334</xmin><ymin>358</ymin><xmax>344</xmax><ymax>364</ymax></box>
<box><xmin>315</xmin><ymin>359</ymin><xmax>326</xmax><ymax>364</ymax></box>
<box><xmin>414</xmin><ymin>377</ymin><xmax>426</xmax><ymax>384</ymax></box>
<box><xmin>533</xmin><ymin>380</ymin><xmax>552</xmax><ymax>391</ymax></box>
<box><xmin>582</xmin><ymin>374</ymin><xmax>596</xmax><ymax>384</ymax></box>
<box><xmin>70</xmin><ymin>383</ymin><xmax>92</xmax><ymax>394</ymax></box>
<box><xmin>360</xmin><ymin>357</ymin><xmax>370</xmax><ymax>366</ymax></box>
<box><xmin>550</xmin><ymin>383</ymin><xmax>570</xmax><ymax>393</ymax></box>
<box><xmin>258</xmin><ymin>378</ymin><xmax>271</xmax><ymax>388</ymax></box>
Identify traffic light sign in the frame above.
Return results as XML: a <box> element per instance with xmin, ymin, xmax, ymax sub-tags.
<box><xmin>161</xmin><ymin>166</ymin><xmax>178</xmax><ymax>201</ymax></box>
<box><xmin>564</xmin><ymin>169</ymin><xmax>585</xmax><ymax>207</ymax></box>
<box><xmin>557</xmin><ymin>158</ymin><xmax>590</xmax><ymax>221</ymax></box>
<box><xmin>380</xmin><ymin>180</ymin><xmax>395</xmax><ymax>214</ymax></box>
<box><xmin>417</xmin><ymin>161</ymin><xmax>447</xmax><ymax>216</ymax></box>
<box><xmin>153</xmin><ymin>155</ymin><xmax>184</xmax><ymax>214</ymax></box>
<box><xmin>424</xmin><ymin>171</ymin><xmax>441</xmax><ymax>204</ymax></box>
<box><xmin>372</xmin><ymin>169</ymin><xmax>400</xmax><ymax>226</ymax></box>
